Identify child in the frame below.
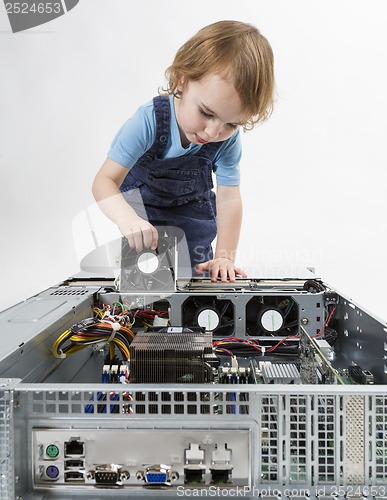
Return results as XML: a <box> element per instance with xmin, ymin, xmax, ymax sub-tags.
<box><xmin>92</xmin><ymin>20</ymin><xmax>275</xmax><ymax>282</ymax></box>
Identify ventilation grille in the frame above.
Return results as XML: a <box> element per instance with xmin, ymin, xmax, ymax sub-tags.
<box><xmin>316</xmin><ymin>396</ymin><xmax>337</xmax><ymax>483</ymax></box>
<box><xmin>345</xmin><ymin>395</ymin><xmax>365</xmax><ymax>484</ymax></box>
<box><xmin>50</xmin><ymin>288</ymin><xmax>89</xmax><ymax>296</ymax></box>
<box><xmin>0</xmin><ymin>387</ymin><xmax>14</xmax><ymax>500</ymax></box>
<box><xmin>261</xmin><ymin>396</ymin><xmax>279</xmax><ymax>482</ymax></box>
<box><xmin>27</xmin><ymin>389</ymin><xmax>249</xmax><ymax>416</ymax></box>
<box><xmin>369</xmin><ymin>395</ymin><xmax>387</xmax><ymax>484</ymax></box>
<box><xmin>287</xmin><ymin>396</ymin><xmax>308</xmax><ymax>483</ymax></box>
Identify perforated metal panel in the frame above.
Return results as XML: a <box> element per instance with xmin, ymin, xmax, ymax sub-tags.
<box><xmin>0</xmin><ymin>380</ymin><xmax>15</xmax><ymax>500</ymax></box>
<box><xmin>345</xmin><ymin>395</ymin><xmax>365</xmax><ymax>484</ymax></box>
<box><xmin>286</xmin><ymin>395</ymin><xmax>309</xmax><ymax>484</ymax></box>
<box><xmin>260</xmin><ymin>395</ymin><xmax>280</xmax><ymax>483</ymax></box>
<box><xmin>25</xmin><ymin>387</ymin><xmax>251</xmax><ymax>416</ymax></box>
<box><xmin>315</xmin><ymin>395</ymin><xmax>340</xmax><ymax>484</ymax></box>
<box><xmin>50</xmin><ymin>288</ymin><xmax>91</xmax><ymax>296</ymax></box>
<box><xmin>367</xmin><ymin>395</ymin><xmax>387</xmax><ymax>485</ymax></box>
<box><xmin>10</xmin><ymin>384</ymin><xmax>387</xmax><ymax>498</ymax></box>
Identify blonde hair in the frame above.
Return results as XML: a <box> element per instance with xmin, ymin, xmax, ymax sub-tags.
<box><xmin>164</xmin><ymin>20</ymin><xmax>275</xmax><ymax>129</ymax></box>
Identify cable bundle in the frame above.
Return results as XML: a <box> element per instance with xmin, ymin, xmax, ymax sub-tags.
<box><xmin>52</xmin><ymin>316</ymin><xmax>134</xmax><ymax>361</ymax></box>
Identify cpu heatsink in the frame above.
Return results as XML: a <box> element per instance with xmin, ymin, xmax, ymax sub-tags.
<box><xmin>128</xmin><ymin>327</ymin><xmax>216</xmax><ymax>383</ymax></box>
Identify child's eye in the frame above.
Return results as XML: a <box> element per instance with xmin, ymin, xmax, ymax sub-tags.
<box><xmin>199</xmin><ymin>108</ymin><xmax>213</xmax><ymax>119</ymax></box>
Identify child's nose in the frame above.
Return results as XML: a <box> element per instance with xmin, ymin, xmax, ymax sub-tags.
<box><xmin>204</xmin><ymin>122</ymin><xmax>222</xmax><ymax>140</ymax></box>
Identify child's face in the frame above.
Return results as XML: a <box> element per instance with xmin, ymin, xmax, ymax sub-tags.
<box><xmin>175</xmin><ymin>73</ymin><xmax>245</xmax><ymax>147</ymax></box>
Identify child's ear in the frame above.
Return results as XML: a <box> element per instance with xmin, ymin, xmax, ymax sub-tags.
<box><xmin>177</xmin><ymin>75</ymin><xmax>186</xmax><ymax>93</ymax></box>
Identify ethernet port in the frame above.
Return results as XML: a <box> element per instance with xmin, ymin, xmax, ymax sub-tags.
<box><xmin>64</xmin><ymin>439</ymin><xmax>84</xmax><ymax>457</ymax></box>
<box><xmin>184</xmin><ymin>466</ymin><xmax>205</xmax><ymax>484</ymax></box>
<box><xmin>210</xmin><ymin>465</ymin><xmax>232</xmax><ymax>484</ymax></box>
<box><xmin>210</xmin><ymin>444</ymin><xmax>232</xmax><ymax>484</ymax></box>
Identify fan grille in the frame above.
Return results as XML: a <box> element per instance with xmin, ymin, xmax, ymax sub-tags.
<box><xmin>246</xmin><ymin>296</ymin><xmax>299</xmax><ymax>336</ymax></box>
<box><xmin>182</xmin><ymin>297</ymin><xmax>234</xmax><ymax>337</ymax></box>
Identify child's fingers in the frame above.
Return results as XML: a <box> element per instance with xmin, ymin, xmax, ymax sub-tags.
<box><xmin>121</xmin><ymin>219</ymin><xmax>158</xmax><ymax>253</ymax></box>
<box><xmin>197</xmin><ymin>259</ymin><xmax>245</xmax><ymax>282</ymax></box>
<box><xmin>234</xmin><ymin>266</ymin><xmax>247</xmax><ymax>278</ymax></box>
<box><xmin>211</xmin><ymin>263</ymin><xmax>221</xmax><ymax>282</ymax></box>
<box><xmin>132</xmin><ymin>230</ymin><xmax>145</xmax><ymax>253</ymax></box>
<box><xmin>226</xmin><ymin>266</ymin><xmax>236</xmax><ymax>282</ymax></box>
<box><xmin>218</xmin><ymin>261</ymin><xmax>236</xmax><ymax>282</ymax></box>
<box><xmin>196</xmin><ymin>262</ymin><xmax>209</xmax><ymax>274</ymax></box>
<box><xmin>141</xmin><ymin>224</ymin><xmax>158</xmax><ymax>250</ymax></box>
<box><xmin>125</xmin><ymin>232</ymin><xmax>136</xmax><ymax>251</ymax></box>
<box><xmin>150</xmin><ymin>225</ymin><xmax>158</xmax><ymax>251</ymax></box>
<box><xmin>124</xmin><ymin>231</ymin><xmax>143</xmax><ymax>252</ymax></box>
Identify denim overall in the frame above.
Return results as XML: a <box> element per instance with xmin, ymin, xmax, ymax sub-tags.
<box><xmin>120</xmin><ymin>96</ymin><xmax>222</xmax><ymax>268</ymax></box>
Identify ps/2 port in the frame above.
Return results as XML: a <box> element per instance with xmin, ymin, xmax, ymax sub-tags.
<box><xmin>46</xmin><ymin>465</ymin><xmax>59</xmax><ymax>480</ymax></box>
<box><xmin>46</xmin><ymin>444</ymin><xmax>59</xmax><ymax>459</ymax></box>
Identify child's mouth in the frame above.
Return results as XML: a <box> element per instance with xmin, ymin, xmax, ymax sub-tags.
<box><xmin>195</xmin><ymin>134</ymin><xmax>208</xmax><ymax>144</ymax></box>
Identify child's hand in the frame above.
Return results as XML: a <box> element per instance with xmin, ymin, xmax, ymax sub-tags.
<box><xmin>196</xmin><ymin>257</ymin><xmax>247</xmax><ymax>282</ymax></box>
<box><xmin>118</xmin><ymin>215</ymin><xmax>158</xmax><ymax>252</ymax></box>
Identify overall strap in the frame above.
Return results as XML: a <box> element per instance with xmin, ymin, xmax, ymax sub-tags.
<box><xmin>196</xmin><ymin>141</ymin><xmax>223</xmax><ymax>164</ymax></box>
<box><xmin>146</xmin><ymin>95</ymin><xmax>171</xmax><ymax>158</ymax></box>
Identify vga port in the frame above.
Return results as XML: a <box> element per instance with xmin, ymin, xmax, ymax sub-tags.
<box><xmin>143</xmin><ymin>464</ymin><xmax>178</xmax><ymax>485</ymax></box>
<box><xmin>94</xmin><ymin>464</ymin><xmax>121</xmax><ymax>485</ymax></box>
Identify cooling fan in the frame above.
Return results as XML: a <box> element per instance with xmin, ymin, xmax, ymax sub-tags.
<box><xmin>246</xmin><ymin>296</ymin><xmax>299</xmax><ymax>336</ymax></box>
<box><xmin>182</xmin><ymin>296</ymin><xmax>234</xmax><ymax>337</ymax></box>
<box><xmin>119</xmin><ymin>234</ymin><xmax>176</xmax><ymax>292</ymax></box>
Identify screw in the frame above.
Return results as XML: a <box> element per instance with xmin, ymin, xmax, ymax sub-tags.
<box><xmin>170</xmin><ymin>471</ymin><xmax>179</xmax><ymax>481</ymax></box>
<box><xmin>120</xmin><ymin>470</ymin><xmax>130</xmax><ymax>481</ymax></box>
<box><xmin>301</xmin><ymin>318</ymin><xmax>309</xmax><ymax>325</ymax></box>
<box><xmin>136</xmin><ymin>471</ymin><xmax>144</xmax><ymax>481</ymax></box>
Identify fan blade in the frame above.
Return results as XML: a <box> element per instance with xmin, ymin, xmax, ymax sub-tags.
<box><xmin>151</xmin><ymin>268</ymin><xmax>174</xmax><ymax>289</ymax></box>
<box><xmin>283</xmin><ymin>319</ymin><xmax>299</xmax><ymax>329</ymax></box>
<box><xmin>282</xmin><ymin>301</ymin><xmax>294</xmax><ymax>319</ymax></box>
<box><xmin>219</xmin><ymin>301</ymin><xmax>230</xmax><ymax>319</ymax></box>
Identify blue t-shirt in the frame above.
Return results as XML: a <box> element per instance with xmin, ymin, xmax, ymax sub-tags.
<box><xmin>108</xmin><ymin>95</ymin><xmax>241</xmax><ymax>186</ymax></box>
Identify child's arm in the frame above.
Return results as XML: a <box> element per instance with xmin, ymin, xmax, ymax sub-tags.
<box><xmin>92</xmin><ymin>158</ymin><xmax>158</xmax><ymax>251</ymax></box>
<box><xmin>196</xmin><ymin>185</ymin><xmax>247</xmax><ymax>282</ymax></box>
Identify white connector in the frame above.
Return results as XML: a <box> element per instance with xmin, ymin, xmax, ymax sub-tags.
<box><xmin>212</xmin><ymin>444</ymin><xmax>231</xmax><ymax>464</ymax></box>
<box><xmin>153</xmin><ymin>315</ymin><xmax>169</xmax><ymax>327</ymax></box>
<box><xmin>185</xmin><ymin>444</ymin><xmax>204</xmax><ymax>463</ymax></box>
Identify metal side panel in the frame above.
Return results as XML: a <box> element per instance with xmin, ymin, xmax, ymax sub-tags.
<box><xmin>0</xmin><ymin>285</ymin><xmax>99</xmax><ymax>382</ymax></box>
<box><xmin>334</xmin><ymin>292</ymin><xmax>387</xmax><ymax>383</ymax></box>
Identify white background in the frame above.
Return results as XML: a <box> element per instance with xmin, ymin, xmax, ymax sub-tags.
<box><xmin>0</xmin><ymin>0</ymin><xmax>386</xmax><ymax>321</ymax></box>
